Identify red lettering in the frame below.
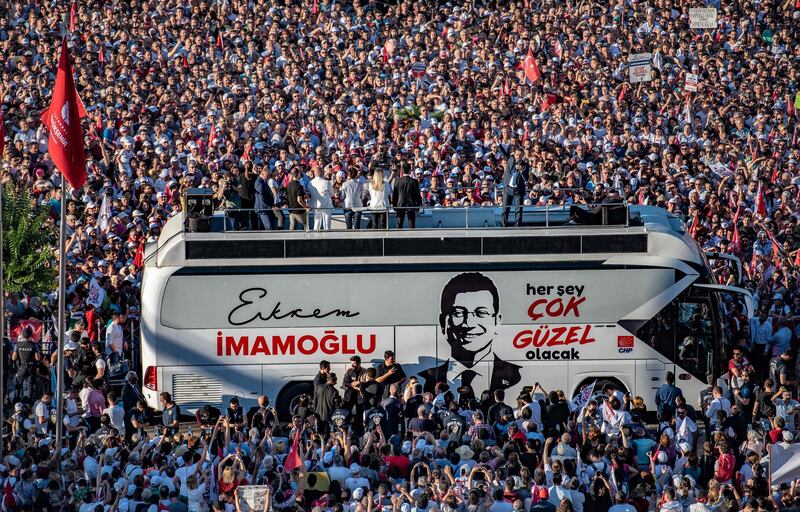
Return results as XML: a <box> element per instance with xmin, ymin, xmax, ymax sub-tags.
<box><xmin>225</xmin><ymin>336</ymin><xmax>249</xmax><ymax>356</ymax></box>
<box><xmin>545</xmin><ymin>299</ymin><xmax>565</xmax><ymax>318</ymax></box>
<box><xmin>272</xmin><ymin>335</ymin><xmax>295</xmax><ymax>355</ymax></box>
<box><xmin>251</xmin><ymin>336</ymin><xmax>270</xmax><ymax>355</ymax></box>
<box><xmin>527</xmin><ymin>299</ymin><xmax>548</xmax><ymax>321</ymax></box>
<box><xmin>217</xmin><ymin>331</ymin><xmax>223</xmax><ymax>356</ymax></box>
<box><xmin>564</xmin><ymin>326</ymin><xmax>581</xmax><ymax>345</ymax></box>
<box><xmin>562</xmin><ymin>296</ymin><xmax>586</xmax><ymax>318</ymax></box>
<box><xmin>321</xmin><ymin>332</ymin><xmax>339</xmax><ymax>354</ymax></box>
<box><xmin>580</xmin><ymin>325</ymin><xmax>596</xmax><ymax>344</ymax></box>
<box><xmin>532</xmin><ymin>326</ymin><xmax>548</xmax><ymax>347</ymax></box>
<box><xmin>548</xmin><ymin>326</ymin><xmax>566</xmax><ymax>346</ymax></box>
<box><xmin>298</xmin><ymin>335</ymin><xmax>318</xmax><ymax>355</ymax></box>
<box><xmin>513</xmin><ymin>329</ymin><xmax>533</xmax><ymax>348</ymax></box>
<box><xmin>357</xmin><ymin>334</ymin><xmax>377</xmax><ymax>354</ymax></box>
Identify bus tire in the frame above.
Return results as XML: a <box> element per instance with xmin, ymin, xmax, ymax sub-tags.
<box><xmin>574</xmin><ymin>377</ymin><xmax>628</xmax><ymax>402</ymax></box>
<box><xmin>276</xmin><ymin>382</ymin><xmax>313</xmax><ymax>422</ymax></box>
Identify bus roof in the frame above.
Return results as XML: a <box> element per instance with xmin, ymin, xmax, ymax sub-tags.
<box><xmin>145</xmin><ymin>205</ymin><xmax>703</xmax><ymax>270</ymax></box>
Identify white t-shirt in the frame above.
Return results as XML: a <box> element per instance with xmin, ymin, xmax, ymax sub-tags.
<box><xmin>187</xmin><ymin>482</ymin><xmax>207</xmax><ymax>512</ymax></box>
<box><xmin>84</xmin><ymin>455</ymin><xmax>99</xmax><ymax>481</ymax></box>
<box><xmin>175</xmin><ymin>464</ymin><xmax>197</xmax><ymax>496</ymax></box>
<box><xmin>34</xmin><ymin>401</ymin><xmax>50</xmax><ymax>434</ymax></box>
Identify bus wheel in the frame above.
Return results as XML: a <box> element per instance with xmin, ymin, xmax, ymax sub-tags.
<box><xmin>575</xmin><ymin>377</ymin><xmax>628</xmax><ymax>403</ymax></box>
<box><xmin>276</xmin><ymin>382</ymin><xmax>313</xmax><ymax>422</ymax></box>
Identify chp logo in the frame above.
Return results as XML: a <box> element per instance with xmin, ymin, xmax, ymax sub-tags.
<box><xmin>617</xmin><ymin>335</ymin><xmax>634</xmax><ymax>354</ymax></box>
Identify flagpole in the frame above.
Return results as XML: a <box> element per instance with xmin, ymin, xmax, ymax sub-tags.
<box><xmin>0</xmin><ymin>178</ymin><xmax>4</xmax><ymax>460</ymax></box>
<box><xmin>55</xmin><ymin>179</ymin><xmax>67</xmax><ymax>469</ymax></box>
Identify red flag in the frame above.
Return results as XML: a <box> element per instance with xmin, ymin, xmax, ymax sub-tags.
<box><xmin>730</xmin><ymin>224</ymin><xmax>742</xmax><ymax>256</ymax></box>
<box><xmin>755</xmin><ymin>182</ymin><xmax>767</xmax><ymax>218</ymax></box>
<box><xmin>98</xmin><ymin>46</ymin><xmax>104</xmax><ymax>65</ymax></box>
<box><xmin>283</xmin><ymin>429</ymin><xmax>303</xmax><ymax>473</ymax></box>
<box><xmin>69</xmin><ymin>0</ymin><xmax>77</xmax><ymax>32</ymax></box>
<box><xmin>541</xmin><ymin>93</ymin><xmax>561</xmax><ymax>111</ymax></box>
<box><xmin>208</xmin><ymin>123</ymin><xmax>217</xmax><ymax>149</ymax></box>
<box><xmin>41</xmin><ymin>38</ymin><xmax>87</xmax><ymax>190</ymax></box>
<box><xmin>217</xmin><ymin>31</ymin><xmax>223</xmax><ymax>50</ymax></box>
<box><xmin>441</xmin><ymin>26</ymin><xmax>448</xmax><ymax>39</ymax></box>
<box><xmin>312</xmin><ymin>0</ymin><xmax>318</xmax><ymax>15</ymax></box>
<box><xmin>794</xmin><ymin>249</ymin><xmax>800</xmax><ymax>268</ymax></box>
<box><xmin>617</xmin><ymin>84</ymin><xmax>627</xmax><ymax>104</ymax></box>
<box><xmin>182</xmin><ymin>55</ymin><xmax>189</xmax><ymax>68</ymax></box>
<box><xmin>523</xmin><ymin>49</ymin><xmax>541</xmax><ymax>83</ymax></box>
<box><xmin>382</xmin><ymin>45</ymin><xmax>388</xmax><ymax>64</ymax></box>
<box><xmin>133</xmin><ymin>241</ymin><xmax>145</xmax><ymax>269</ymax></box>
<box><xmin>503</xmin><ymin>77</ymin><xmax>511</xmax><ymax>97</ymax></box>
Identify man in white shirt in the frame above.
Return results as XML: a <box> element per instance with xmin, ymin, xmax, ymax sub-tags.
<box><xmin>704</xmin><ymin>386</ymin><xmax>731</xmax><ymax>429</ymax></box>
<box><xmin>308</xmin><ymin>167</ymin><xmax>334</xmax><ymax>230</ymax></box>
<box><xmin>34</xmin><ymin>391</ymin><xmax>54</xmax><ymax>434</ymax></box>
<box><xmin>105</xmin><ymin>312</ymin><xmax>126</xmax><ymax>363</ymax></box>
<box><xmin>344</xmin><ymin>464</ymin><xmax>369</xmax><ymax>492</ymax></box>
<box><xmin>102</xmin><ymin>391</ymin><xmax>126</xmax><ymax>434</ymax></box>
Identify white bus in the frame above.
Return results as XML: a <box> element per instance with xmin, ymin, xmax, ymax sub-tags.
<box><xmin>140</xmin><ymin>205</ymin><xmax>752</xmax><ymax>418</ymax></box>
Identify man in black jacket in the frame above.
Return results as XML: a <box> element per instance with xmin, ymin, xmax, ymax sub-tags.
<box><xmin>391</xmin><ymin>164</ymin><xmax>421</xmax><ymax>228</ymax></box>
<box><xmin>501</xmin><ymin>148</ymin><xmax>528</xmax><ymax>227</ymax></box>
<box><xmin>316</xmin><ymin>373</ymin><xmax>340</xmax><ymax>434</ymax></box>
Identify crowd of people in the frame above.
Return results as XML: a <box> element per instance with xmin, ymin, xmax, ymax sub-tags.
<box><xmin>2</xmin><ymin>0</ymin><xmax>800</xmax><ymax>509</ymax></box>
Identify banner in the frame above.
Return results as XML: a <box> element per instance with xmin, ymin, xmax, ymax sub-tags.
<box><xmin>98</xmin><ymin>192</ymin><xmax>111</xmax><ymax>231</ymax></box>
<box><xmin>689</xmin><ymin>8</ymin><xmax>717</xmax><ymax>29</ymax></box>
<box><xmin>569</xmin><ymin>380</ymin><xmax>595</xmax><ymax>412</ymax></box>
<box><xmin>87</xmin><ymin>277</ymin><xmax>106</xmax><ymax>308</ymax></box>
<box><xmin>685</xmin><ymin>73</ymin><xmax>699</xmax><ymax>92</ymax></box>
<box><xmin>629</xmin><ymin>53</ymin><xmax>652</xmax><ymax>83</ymax></box>
<box><xmin>235</xmin><ymin>486</ymin><xmax>271</xmax><ymax>512</ymax></box>
<box><xmin>770</xmin><ymin>443</ymin><xmax>800</xmax><ymax>487</ymax></box>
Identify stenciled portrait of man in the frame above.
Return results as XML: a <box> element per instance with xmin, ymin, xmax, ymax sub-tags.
<box><xmin>419</xmin><ymin>272</ymin><xmax>522</xmax><ymax>396</ymax></box>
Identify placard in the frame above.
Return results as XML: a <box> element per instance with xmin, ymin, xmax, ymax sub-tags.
<box><xmin>689</xmin><ymin>8</ymin><xmax>717</xmax><ymax>29</ymax></box>
<box><xmin>236</xmin><ymin>486</ymin><xmax>270</xmax><ymax>512</ymax></box>
<box><xmin>685</xmin><ymin>73</ymin><xmax>699</xmax><ymax>92</ymax></box>
<box><xmin>628</xmin><ymin>53</ymin><xmax>652</xmax><ymax>84</ymax></box>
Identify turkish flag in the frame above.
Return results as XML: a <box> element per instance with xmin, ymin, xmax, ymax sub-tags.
<box><xmin>217</xmin><ymin>31</ymin><xmax>223</xmax><ymax>49</ymax></box>
<box><xmin>541</xmin><ymin>93</ymin><xmax>562</xmax><ymax>111</ymax></box>
<box><xmin>41</xmin><ymin>38</ymin><xmax>87</xmax><ymax>189</ymax></box>
<box><xmin>133</xmin><ymin>241</ymin><xmax>145</xmax><ymax>269</ymax></box>
<box><xmin>523</xmin><ymin>49</ymin><xmax>541</xmax><ymax>83</ymax></box>
<box><xmin>730</xmin><ymin>224</ymin><xmax>742</xmax><ymax>256</ymax></box>
<box><xmin>283</xmin><ymin>429</ymin><xmax>303</xmax><ymax>473</ymax></box>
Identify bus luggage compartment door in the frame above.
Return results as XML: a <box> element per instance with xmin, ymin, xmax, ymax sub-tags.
<box><xmin>165</xmin><ymin>365</ymin><xmax>263</xmax><ymax>413</ymax></box>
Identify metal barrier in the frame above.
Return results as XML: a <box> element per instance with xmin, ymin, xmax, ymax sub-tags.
<box><xmin>213</xmin><ymin>203</ymin><xmax>632</xmax><ymax>232</ymax></box>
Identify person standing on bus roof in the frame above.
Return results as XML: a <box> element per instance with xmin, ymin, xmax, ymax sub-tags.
<box><xmin>308</xmin><ymin>166</ymin><xmax>334</xmax><ymax>231</ymax></box>
<box><xmin>501</xmin><ymin>147</ymin><xmax>528</xmax><ymax>227</ymax></box>
<box><xmin>392</xmin><ymin>163</ymin><xmax>421</xmax><ymax>229</ymax></box>
<box><xmin>419</xmin><ymin>272</ymin><xmax>522</xmax><ymax>397</ymax></box>
<box><xmin>375</xmin><ymin>351</ymin><xmax>406</xmax><ymax>400</ymax></box>
<box><xmin>287</xmin><ymin>168</ymin><xmax>309</xmax><ymax>230</ymax></box>
<box><xmin>254</xmin><ymin>166</ymin><xmax>277</xmax><ymax>230</ymax></box>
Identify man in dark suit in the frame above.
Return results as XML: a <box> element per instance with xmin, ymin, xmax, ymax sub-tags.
<box><xmin>391</xmin><ymin>164</ymin><xmax>421</xmax><ymax>228</ymax></box>
<box><xmin>502</xmin><ymin>148</ymin><xmax>528</xmax><ymax>227</ymax></box>
<box><xmin>254</xmin><ymin>167</ymin><xmax>277</xmax><ymax>230</ymax></box>
<box><xmin>418</xmin><ymin>272</ymin><xmax>521</xmax><ymax>397</ymax></box>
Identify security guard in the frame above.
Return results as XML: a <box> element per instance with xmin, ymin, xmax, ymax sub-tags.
<box><xmin>11</xmin><ymin>327</ymin><xmax>41</xmax><ymax>399</ymax></box>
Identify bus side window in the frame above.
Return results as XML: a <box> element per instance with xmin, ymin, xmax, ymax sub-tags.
<box><xmin>676</xmin><ymin>302</ymin><xmax>713</xmax><ymax>380</ymax></box>
<box><xmin>635</xmin><ymin>299</ymin><xmax>677</xmax><ymax>361</ymax></box>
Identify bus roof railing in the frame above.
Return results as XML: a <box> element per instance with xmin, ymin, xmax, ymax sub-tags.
<box><xmin>182</xmin><ymin>203</ymin><xmax>641</xmax><ymax>233</ymax></box>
